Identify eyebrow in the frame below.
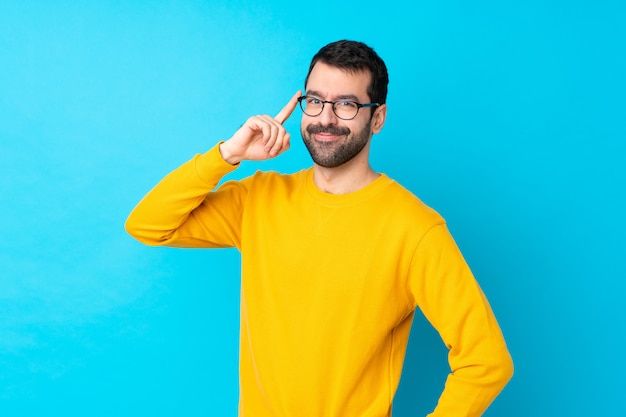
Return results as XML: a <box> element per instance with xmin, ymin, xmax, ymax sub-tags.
<box><xmin>305</xmin><ymin>90</ymin><xmax>361</xmax><ymax>102</ymax></box>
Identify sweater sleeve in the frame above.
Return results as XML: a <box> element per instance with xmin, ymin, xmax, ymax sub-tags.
<box><xmin>125</xmin><ymin>143</ymin><xmax>246</xmax><ymax>249</ymax></box>
<box><xmin>408</xmin><ymin>223</ymin><xmax>514</xmax><ymax>416</ymax></box>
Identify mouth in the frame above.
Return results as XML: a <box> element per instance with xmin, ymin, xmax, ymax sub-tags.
<box><xmin>306</xmin><ymin>125</ymin><xmax>350</xmax><ymax>143</ymax></box>
<box><xmin>314</xmin><ymin>132</ymin><xmax>342</xmax><ymax>142</ymax></box>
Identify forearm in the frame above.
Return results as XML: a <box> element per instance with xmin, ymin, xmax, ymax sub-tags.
<box><xmin>410</xmin><ymin>224</ymin><xmax>514</xmax><ymax>416</ymax></box>
<box><xmin>428</xmin><ymin>346</ymin><xmax>513</xmax><ymax>416</ymax></box>
<box><xmin>125</xmin><ymin>143</ymin><xmax>239</xmax><ymax>246</ymax></box>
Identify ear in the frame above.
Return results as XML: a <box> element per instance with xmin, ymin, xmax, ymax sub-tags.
<box><xmin>371</xmin><ymin>104</ymin><xmax>387</xmax><ymax>134</ymax></box>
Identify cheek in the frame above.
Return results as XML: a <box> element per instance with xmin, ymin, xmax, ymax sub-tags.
<box><xmin>301</xmin><ymin>114</ymin><xmax>315</xmax><ymax>128</ymax></box>
<box><xmin>350</xmin><ymin>117</ymin><xmax>370</xmax><ymax>134</ymax></box>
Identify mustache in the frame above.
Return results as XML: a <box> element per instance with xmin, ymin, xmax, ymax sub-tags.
<box><xmin>306</xmin><ymin>124</ymin><xmax>350</xmax><ymax>136</ymax></box>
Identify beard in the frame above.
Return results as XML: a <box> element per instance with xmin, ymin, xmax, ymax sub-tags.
<box><xmin>301</xmin><ymin>121</ymin><xmax>372</xmax><ymax>168</ymax></box>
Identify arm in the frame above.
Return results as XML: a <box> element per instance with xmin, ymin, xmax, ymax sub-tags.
<box><xmin>408</xmin><ymin>224</ymin><xmax>514</xmax><ymax>416</ymax></box>
<box><xmin>125</xmin><ymin>91</ymin><xmax>301</xmax><ymax>248</ymax></box>
<box><xmin>124</xmin><ymin>145</ymin><xmax>244</xmax><ymax>248</ymax></box>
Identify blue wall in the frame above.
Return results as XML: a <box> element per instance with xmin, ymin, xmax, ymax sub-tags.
<box><xmin>1</xmin><ymin>1</ymin><xmax>624</xmax><ymax>416</ymax></box>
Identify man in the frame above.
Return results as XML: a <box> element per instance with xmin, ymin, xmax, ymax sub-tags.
<box><xmin>126</xmin><ymin>40</ymin><xmax>513</xmax><ymax>417</ymax></box>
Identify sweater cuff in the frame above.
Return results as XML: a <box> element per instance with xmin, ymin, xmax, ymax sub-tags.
<box><xmin>194</xmin><ymin>142</ymin><xmax>239</xmax><ymax>185</ymax></box>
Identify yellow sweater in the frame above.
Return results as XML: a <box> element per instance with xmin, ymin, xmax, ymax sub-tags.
<box><xmin>126</xmin><ymin>144</ymin><xmax>513</xmax><ymax>417</ymax></box>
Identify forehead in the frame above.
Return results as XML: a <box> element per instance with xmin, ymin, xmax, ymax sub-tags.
<box><xmin>305</xmin><ymin>62</ymin><xmax>371</xmax><ymax>100</ymax></box>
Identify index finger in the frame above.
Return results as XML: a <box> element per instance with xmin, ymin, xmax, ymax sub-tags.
<box><xmin>274</xmin><ymin>90</ymin><xmax>302</xmax><ymax>124</ymax></box>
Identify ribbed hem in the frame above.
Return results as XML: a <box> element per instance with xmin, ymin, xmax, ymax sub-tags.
<box><xmin>194</xmin><ymin>142</ymin><xmax>240</xmax><ymax>185</ymax></box>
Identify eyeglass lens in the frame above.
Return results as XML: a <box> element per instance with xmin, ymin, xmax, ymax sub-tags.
<box><xmin>300</xmin><ymin>97</ymin><xmax>360</xmax><ymax>120</ymax></box>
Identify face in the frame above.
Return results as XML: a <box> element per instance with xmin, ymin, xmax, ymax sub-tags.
<box><xmin>301</xmin><ymin>62</ymin><xmax>386</xmax><ymax>168</ymax></box>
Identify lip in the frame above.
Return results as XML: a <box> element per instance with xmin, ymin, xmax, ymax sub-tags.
<box><xmin>314</xmin><ymin>133</ymin><xmax>342</xmax><ymax>142</ymax></box>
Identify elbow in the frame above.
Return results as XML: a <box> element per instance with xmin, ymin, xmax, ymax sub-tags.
<box><xmin>124</xmin><ymin>216</ymin><xmax>148</xmax><ymax>245</ymax></box>
<box><xmin>503</xmin><ymin>350</ymin><xmax>515</xmax><ymax>384</ymax></box>
<box><xmin>490</xmin><ymin>347</ymin><xmax>514</xmax><ymax>390</ymax></box>
<box><xmin>124</xmin><ymin>214</ymin><xmax>165</xmax><ymax>247</ymax></box>
<box><xmin>457</xmin><ymin>346</ymin><xmax>514</xmax><ymax>392</ymax></box>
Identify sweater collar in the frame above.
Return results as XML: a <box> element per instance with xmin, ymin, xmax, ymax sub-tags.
<box><xmin>304</xmin><ymin>168</ymin><xmax>393</xmax><ymax>207</ymax></box>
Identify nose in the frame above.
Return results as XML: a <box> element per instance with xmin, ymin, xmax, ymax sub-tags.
<box><xmin>318</xmin><ymin>102</ymin><xmax>339</xmax><ymax>125</ymax></box>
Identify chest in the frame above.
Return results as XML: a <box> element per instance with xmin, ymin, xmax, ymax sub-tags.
<box><xmin>239</xmin><ymin>197</ymin><xmax>415</xmax><ymax>322</ymax></box>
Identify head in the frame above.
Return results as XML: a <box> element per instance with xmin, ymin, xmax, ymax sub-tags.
<box><xmin>300</xmin><ymin>40</ymin><xmax>389</xmax><ymax>168</ymax></box>
<box><xmin>305</xmin><ymin>40</ymin><xmax>388</xmax><ymax>107</ymax></box>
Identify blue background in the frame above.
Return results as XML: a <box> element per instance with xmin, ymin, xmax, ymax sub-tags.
<box><xmin>1</xmin><ymin>1</ymin><xmax>624</xmax><ymax>416</ymax></box>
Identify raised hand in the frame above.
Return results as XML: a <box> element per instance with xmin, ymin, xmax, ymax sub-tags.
<box><xmin>219</xmin><ymin>91</ymin><xmax>301</xmax><ymax>165</ymax></box>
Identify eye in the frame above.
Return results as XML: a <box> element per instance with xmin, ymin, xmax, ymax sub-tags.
<box><xmin>337</xmin><ymin>100</ymin><xmax>357</xmax><ymax>108</ymax></box>
<box><xmin>307</xmin><ymin>97</ymin><xmax>322</xmax><ymax>105</ymax></box>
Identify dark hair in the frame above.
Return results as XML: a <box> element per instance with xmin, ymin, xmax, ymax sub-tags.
<box><xmin>305</xmin><ymin>40</ymin><xmax>389</xmax><ymax>105</ymax></box>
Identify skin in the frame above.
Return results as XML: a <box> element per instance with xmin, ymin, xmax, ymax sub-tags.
<box><xmin>219</xmin><ymin>62</ymin><xmax>387</xmax><ymax>194</ymax></box>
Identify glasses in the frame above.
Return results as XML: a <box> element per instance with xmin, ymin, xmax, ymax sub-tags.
<box><xmin>297</xmin><ymin>95</ymin><xmax>380</xmax><ymax>120</ymax></box>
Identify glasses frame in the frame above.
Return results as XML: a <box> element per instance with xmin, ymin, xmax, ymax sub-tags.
<box><xmin>297</xmin><ymin>95</ymin><xmax>380</xmax><ymax>120</ymax></box>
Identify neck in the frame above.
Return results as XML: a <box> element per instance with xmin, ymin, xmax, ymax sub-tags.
<box><xmin>312</xmin><ymin>157</ymin><xmax>379</xmax><ymax>195</ymax></box>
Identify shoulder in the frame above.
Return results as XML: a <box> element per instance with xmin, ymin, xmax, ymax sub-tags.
<box><xmin>234</xmin><ymin>169</ymin><xmax>308</xmax><ymax>198</ymax></box>
<box><xmin>379</xmin><ymin>175</ymin><xmax>445</xmax><ymax>226</ymax></box>
<box><xmin>372</xmin><ymin>176</ymin><xmax>448</xmax><ymax>248</ymax></box>
<box><xmin>247</xmin><ymin>169</ymin><xmax>307</xmax><ymax>186</ymax></box>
